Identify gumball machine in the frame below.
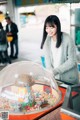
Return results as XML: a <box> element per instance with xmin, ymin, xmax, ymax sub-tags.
<box><xmin>0</xmin><ymin>61</ymin><xmax>62</xmax><ymax>120</ymax></box>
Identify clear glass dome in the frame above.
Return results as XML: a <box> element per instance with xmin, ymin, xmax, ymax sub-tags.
<box><xmin>0</xmin><ymin>61</ymin><xmax>61</xmax><ymax>115</ymax></box>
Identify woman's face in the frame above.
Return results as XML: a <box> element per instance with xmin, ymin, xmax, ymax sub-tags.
<box><xmin>45</xmin><ymin>23</ymin><xmax>57</xmax><ymax>37</ymax></box>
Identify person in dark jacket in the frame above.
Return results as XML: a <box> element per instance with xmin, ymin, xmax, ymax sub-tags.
<box><xmin>5</xmin><ymin>16</ymin><xmax>19</xmax><ymax>59</ymax></box>
<box><xmin>0</xmin><ymin>22</ymin><xmax>11</xmax><ymax>64</ymax></box>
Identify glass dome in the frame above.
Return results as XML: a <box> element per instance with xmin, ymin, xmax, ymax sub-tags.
<box><xmin>0</xmin><ymin>61</ymin><xmax>61</xmax><ymax>115</ymax></box>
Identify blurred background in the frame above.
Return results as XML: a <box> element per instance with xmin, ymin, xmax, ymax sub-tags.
<box><xmin>0</xmin><ymin>0</ymin><xmax>80</xmax><ymax>63</ymax></box>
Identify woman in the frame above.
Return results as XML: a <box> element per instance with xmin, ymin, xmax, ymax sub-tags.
<box><xmin>41</xmin><ymin>15</ymin><xmax>79</xmax><ymax>84</ymax></box>
<box><xmin>0</xmin><ymin>22</ymin><xmax>11</xmax><ymax>64</ymax></box>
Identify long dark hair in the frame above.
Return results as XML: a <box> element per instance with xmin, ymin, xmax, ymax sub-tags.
<box><xmin>41</xmin><ymin>15</ymin><xmax>62</xmax><ymax>49</ymax></box>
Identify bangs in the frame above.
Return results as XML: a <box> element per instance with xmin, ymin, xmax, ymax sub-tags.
<box><xmin>46</xmin><ymin>22</ymin><xmax>55</xmax><ymax>27</ymax></box>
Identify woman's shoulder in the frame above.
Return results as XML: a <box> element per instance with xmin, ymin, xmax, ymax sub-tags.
<box><xmin>62</xmin><ymin>32</ymin><xmax>70</xmax><ymax>38</ymax></box>
<box><xmin>61</xmin><ymin>32</ymin><xmax>75</xmax><ymax>48</ymax></box>
<box><xmin>62</xmin><ymin>32</ymin><xmax>72</xmax><ymax>42</ymax></box>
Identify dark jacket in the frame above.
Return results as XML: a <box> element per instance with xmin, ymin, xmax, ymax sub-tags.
<box><xmin>0</xmin><ymin>29</ymin><xmax>7</xmax><ymax>44</ymax></box>
<box><xmin>6</xmin><ymin>22</ymin><xmax>18</xmax><ymax>41</ymax></box>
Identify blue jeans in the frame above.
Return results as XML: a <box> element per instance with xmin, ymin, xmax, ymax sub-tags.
<box><xmin>10</xmin><ymin>39</ymin><xmax>18</xmax><ymax>57</ymax></box>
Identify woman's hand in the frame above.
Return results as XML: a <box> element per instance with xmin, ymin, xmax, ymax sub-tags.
<box><xmin>53</xmin><ymin>69</ymin><xmax>58</xmax><ymax>76</ymax></box>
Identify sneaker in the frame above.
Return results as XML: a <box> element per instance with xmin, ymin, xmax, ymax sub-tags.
<box><xmin>13</xmin><ymin>56</ymin><xmax>18</xmax><ymax>59</ymax></box>
<box><xmin>0</xmin><ymin>63</ymin><xmax>5</xmax><ymax>66</ymax></box>
<box><xmin>6</xmin><ymin>60</ymin><xmax>12</xmax><ymax>64</ymax></box>
<box><xmin>10</xmin><ymin>55</ymin><xmax>14</xmax><ymax>58</ymax></box>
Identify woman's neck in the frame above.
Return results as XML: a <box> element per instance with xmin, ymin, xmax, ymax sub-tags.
<box><xmin>51</xmin><ymin>34</ymin><xmax>57</xmax><ymax>41</ymax></box>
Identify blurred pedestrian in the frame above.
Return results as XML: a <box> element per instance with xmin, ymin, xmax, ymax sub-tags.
<box><xmin>5</xmin><ymin>16</ymin><xmax>19</xmax><ymax>59</ymax></box>
<box><xmin>0</xmin><ymin>22</ymin><xmax>11</xmax><ymax>64</ymax></box>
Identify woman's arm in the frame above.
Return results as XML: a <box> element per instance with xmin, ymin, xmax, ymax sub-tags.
<box><xmin>53</xmin><ymin>34</ymin><xmax>77</xmax><ymax>75</ymax></box>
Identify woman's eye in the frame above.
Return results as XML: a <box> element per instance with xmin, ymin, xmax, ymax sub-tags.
<box><xmin>46</xmin><ymin>27</ymin><xmax>52</xmax><ymax>29</ymax></box>
<box><xmin>46</xmin><ymin>27</ymin><xmax>49</xmax><ymax>30</ymax></box>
